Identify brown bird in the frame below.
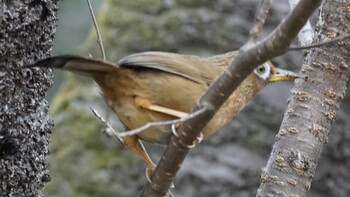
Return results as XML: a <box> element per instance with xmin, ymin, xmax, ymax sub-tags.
<box><xmin>28</xmin><ymin>51</ymin><xmax>298</xmax><ymax>172</ymax></box>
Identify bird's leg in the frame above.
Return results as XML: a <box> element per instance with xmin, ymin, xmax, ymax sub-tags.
<box><xmin>135</xmin><ymin>97</ymin><xmax>204</xmax><ymax>148</ymax></box>
<box><xmin>122</xmin><ymin>135</ymin><xmax>156</xmax><ymax>174</ymax></box>
<box><xmin>135</xmin><ymin>97</ymin><xmax>188</xmax><ymax>118</ymax></box>
<box><xmin>123</xmin><ymin>135</ymin><xmax>175</xmax><ymax>193</ymax></box>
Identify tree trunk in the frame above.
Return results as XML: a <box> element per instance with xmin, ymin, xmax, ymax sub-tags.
<box><xmin>257</xmin><ymin>0</ymin><xmax>350</xmax><ymax>196</ymax></box>
<box><xmin>0</xmin><ymin>1</ymin><xmax>58</xmax><ymax>196</ymax></box>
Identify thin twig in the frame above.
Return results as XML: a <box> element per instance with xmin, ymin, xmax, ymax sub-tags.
<box><xmin>86</xmin><ymin>0</ymin><xmax>106</xmax><ymax>60</ymax></box>
<box><xmin>289</xmin><ymin>34</ymin><xmax>350</xmax><ymax>51</ymax></box>
<box><xmin>91</xmin><ymin>106</ymin><xmax>206</xmax><ymax>138</ymax></box>
<box><xmin>90</xmin><ymin>107</ymin><xmax>123</xmax><ymax>142</ymax></box>
<box><xmin>117</xmin><ymin>107</ymin><xmax>207</xmax><ymax>137</ymax></box>
<box><xmin>86</xmin><ymin>0</ymin><xmax>112</xmax><ymax>132</ymax></box>
<box><xmin>249</xmin><ymin>0</ymin><xmax>272</xmax><ymax>41</ymax></box>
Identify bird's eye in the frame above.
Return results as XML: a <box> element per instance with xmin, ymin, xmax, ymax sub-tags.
<box><xmin>256</xmin><ymin>65</ymin><xmax>266</xmax><ymax>74</ymax></box>
<box><xmin>254</xmin><ymin>63</ymin><xmax>271</xmax><ymax>80</ymax></box>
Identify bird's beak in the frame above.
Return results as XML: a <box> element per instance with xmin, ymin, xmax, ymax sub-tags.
<box><xmin>268</xmin><ymin>68</ymin><xmax>299</xmax><ymax>82</ymax></box>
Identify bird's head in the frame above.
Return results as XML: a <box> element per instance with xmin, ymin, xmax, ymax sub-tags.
<box><xmin>239</xmin><ymin>61</ymin><xmax>299</xmax><ymax>98</ymax></box>
<box><xmin>252</xmin><ymin>61</ymin><xmax>299</xmax><ymax>84</ymax></box>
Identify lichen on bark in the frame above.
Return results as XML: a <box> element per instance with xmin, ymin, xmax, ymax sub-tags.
<box><xmin>0</xmin><ymin>0</ymin><xmax>58</xmax><ymax>196</ymax></box>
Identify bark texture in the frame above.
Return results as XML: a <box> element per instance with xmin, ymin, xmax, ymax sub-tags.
<box><xmin>0</xmin><ymin>1</ymin><xmax>58</xmax><ymax>196</ymax></box>
<box><xmin>257</xmin><ymin>0</ymin><xmax>350</xmax><ymax>196</ymax></box>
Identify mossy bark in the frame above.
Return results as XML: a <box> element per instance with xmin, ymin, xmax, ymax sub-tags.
<box><xmin>0</xmin><ymin>1</ymin><xmax>58</xmax><ymax>196</ymax></box>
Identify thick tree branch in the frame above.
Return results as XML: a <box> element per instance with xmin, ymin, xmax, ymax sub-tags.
<box><xmin>140</xmin><ymin>0</ymin><xmax>322</xmax><ymax>196</ymax></box>
<box><xmin>289</xmin><ymin>0</ymin><xmax>314</xmax><ymax>46</ymax></box>
<box><xmin>249</xmin><ymin>0</ymin><xmax>272</xmax><ymax>40</ymax></box>
<box><xmin>257</xmin><ymin>0</ymin><xmax>350</xmax><ymax>196</ymax></box>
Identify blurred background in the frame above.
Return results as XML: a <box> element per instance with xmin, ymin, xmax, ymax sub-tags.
<box><xmin>49</xmin><ymin>0</ymin><xmax>103</xmax><ymax>100</ymax></box>
<box><xmin>46</xmin><ymin>0</ymin><xmax>350</xmax><ymax>196</ymax></box>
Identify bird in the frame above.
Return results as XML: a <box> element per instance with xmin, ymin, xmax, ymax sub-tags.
<box><xmin>27</xmin><ymin>51</ymin><xmax>298</xmax><ymax>173</ymax></box>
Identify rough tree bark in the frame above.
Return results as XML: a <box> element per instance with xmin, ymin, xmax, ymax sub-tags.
<box><xmin>0</xmin><ymin>1</ymin><xmax>58</xmax><ymax>196</ymax></box>
<box><xmin>257</xmin><ymin>0</ymin><xmax>350</xmax><ymax>196</ymax></box>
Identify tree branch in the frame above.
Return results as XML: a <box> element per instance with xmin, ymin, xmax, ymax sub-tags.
<box><xmin>288</xmin><ymin>0</ymin><xmax>314</xmax><ymax>46</ymax></box>
<box><xmin>257</xmin><ymin>0</ymin><xmax>350</xmax><ymax>196</ymax></box>
<box><xmin>140</xmin><ymin>0</ymin><xmax>322</xmax><ymax>196</ymax></box>
<box><xmin>249</xmin><ymin>0</ymin><xmax>272</xmax><ymax>41</ymax></box>
<box><xmin>86</xmin><ymin>0</ymin><xmax>106</xmax><ymax>60</ymax></box>
<box><xmin>289</xmin><ymin>34</ymin><xmax>350</xmax><ymax>51</ymax></box>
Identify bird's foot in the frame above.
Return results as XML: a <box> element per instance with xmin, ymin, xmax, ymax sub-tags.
<box><xmin>145</xmin><ymin>167</ymin><xmax>175</xmax><ymax>188</ymax></box>
<box><xmin>145</xmin><ymin>167</ymin><xmax>174</xmax><ymax>196</ymax></box>
<box><xmin>171</xmin><ymin>124</ymin><xmax>203</xmax><ymax>148</ymax></box>
<box><xmin>188</xmin><ymin>132</ymin><xmax>203</xmax><ymax>148</ymax></box>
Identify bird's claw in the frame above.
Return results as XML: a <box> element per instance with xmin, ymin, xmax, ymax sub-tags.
<box><xmin>145</xmin><ymin>167</ymin><xmax>154</xmax><ymax>185</ymax></box>
<box><xmin>145</xmin><ymin>167</ymin><xmax>175</xmax><ymax>196</ymax></box>
<box><xmin>171</xmin><ymin>124</ymin><xmax>179</xmax><ymax>137</ymax></box>
<box><xmin>171</xmin><ymin>124</ymin><xmax>203</xmax><ymax>148</ymax></box>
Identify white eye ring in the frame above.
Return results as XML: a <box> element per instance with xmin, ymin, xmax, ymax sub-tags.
<box><xmin>254</xmin><ymin>63</ymin><xmax>271</xmax><ymax>80</ymax></box>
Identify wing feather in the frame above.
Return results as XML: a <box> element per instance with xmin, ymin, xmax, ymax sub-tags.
<box><xmin>119</xmin><ymin>52</ymin><xmax>222</xmax><ymax>84</ymax></box>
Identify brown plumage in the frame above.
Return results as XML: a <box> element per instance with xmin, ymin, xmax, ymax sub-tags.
<box><xmin>28</xmin><ymin>51</ymin><xmax>298</xmax><ymax>170</ymax></box>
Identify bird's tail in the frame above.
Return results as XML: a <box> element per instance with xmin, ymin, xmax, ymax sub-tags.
<box><xmin>25</xmin><ymin>55</ymin><xmax>117</xmax><ymax>76</ymax></box>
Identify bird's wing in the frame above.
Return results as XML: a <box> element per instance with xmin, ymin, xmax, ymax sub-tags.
<box><xmin>119</xmin><ymin>51</ymin><xmax>220</xmax><ymax>84</ymax></box>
